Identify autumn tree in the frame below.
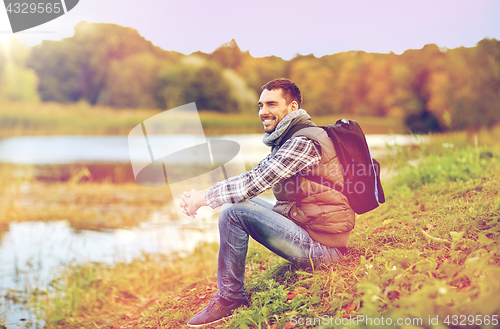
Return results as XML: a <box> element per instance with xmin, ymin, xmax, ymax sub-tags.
<box><xmin>28</xmin><ymin>21</ymin><xmax>174</xmax><ymax>105</ymax></box>
<box><xmin>97</xmin><ymin>53</ymin><xmax>164</xmax><ymax>108</ymax></box>
<box><xmin>210</xmin><ymin>39</ymin><xmax>244</xmax><ymax>70</ymax></box>
<box><xmin>236</xmin><ymin>54</ymin><xmax>287</xmax><ymax>97</ymax></box>
<box><xmin>155</xmin><ymin>57</ymin><xmax>242</xmax><ymax>113</ymax></box>
<box><xmin>288</xmin><ymin>54</ymin><xmax>338</xmax><ymax>115</ymax></box>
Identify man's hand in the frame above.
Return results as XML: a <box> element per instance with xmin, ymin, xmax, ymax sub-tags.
<box><xmin>179</xmin><ymin>188</ymin><xmax>208</xmax><ymax>218</ymax></box>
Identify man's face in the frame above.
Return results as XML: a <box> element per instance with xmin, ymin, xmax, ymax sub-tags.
<box><xmin>258</xmin><ymin>89</ymin><xmax>297</xmax><ymax>133</ymax></box>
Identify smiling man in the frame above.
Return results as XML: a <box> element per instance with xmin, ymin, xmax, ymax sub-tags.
<box><xmin>180</xmin><ymin>78</ymin><xmax>354</xmax><ymax>327</ymax></box>
<box><xmin>259</xmin><ymin>84</ymin><xmax>297</xmax><ymax>133</ymax></box>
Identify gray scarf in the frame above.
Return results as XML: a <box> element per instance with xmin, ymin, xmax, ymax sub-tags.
<box><xmin>262</xmin><ymin>109</ymin><xmax>313</xmax><ymax>147</ymax></box>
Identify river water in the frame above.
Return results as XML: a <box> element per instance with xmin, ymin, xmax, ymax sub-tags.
<box><xmin>0</xmin><ymin>133</ymin><xmax>424</xmax><ymax>327</ymax></box>
<box><xmin>0</xmin><ymin>133</ymin><xmax>423</xmax><ymax>164</ymax></box>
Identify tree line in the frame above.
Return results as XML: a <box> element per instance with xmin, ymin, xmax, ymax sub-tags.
<box><xmin>0</xmin><ymin>21</ymin><xmax>499</xmax><ymax>133</ymax></box>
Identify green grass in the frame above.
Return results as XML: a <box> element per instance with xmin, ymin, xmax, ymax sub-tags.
<box><xmin>24</xmin><ymin>133</ymin><xmax>500</xmax><ymax>328</ymax></box>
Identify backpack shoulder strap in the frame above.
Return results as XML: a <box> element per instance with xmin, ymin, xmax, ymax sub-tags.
<box><xmin>277</xmin><ymin>123</ymin><xmax>316</xmax><ymax>148</ymax></box>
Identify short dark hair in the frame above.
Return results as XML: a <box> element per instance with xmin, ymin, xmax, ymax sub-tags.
<box><xmin>262</xmin><ymin>78</ymin><xmax>302</xmax><ymax>108</ymax></box>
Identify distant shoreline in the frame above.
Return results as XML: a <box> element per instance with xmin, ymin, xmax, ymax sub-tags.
<box><xmin>0</xmin><ymin>101</ymin><xmax>406</xmax><ymax>138</ymax></box>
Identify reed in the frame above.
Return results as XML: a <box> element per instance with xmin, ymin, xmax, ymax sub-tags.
<box><xmin>0</xmin><ymin>173</ymin><xmax>174</xmax><ymax>232</ymax></box>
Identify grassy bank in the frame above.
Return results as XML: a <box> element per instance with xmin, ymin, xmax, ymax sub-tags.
<box><xmin>0</xmin><ymin>101</ymin><xmax>406</xmax><ymax>137</ymax></box>
<box><xmin>29</xmin><ymin>244</ymin><xmax>220</xmax><ymax>329</ymax></box>
<box><xmin>19</xmin><ymin>133</ymin><xmax>500</xmax><ymax>329</ymax></box>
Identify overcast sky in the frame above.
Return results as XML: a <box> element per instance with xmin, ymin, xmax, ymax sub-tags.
<box><xmin>1</xmin><ymin>0</ymin><xmax>500</xmax><ymax>60</ymax></box>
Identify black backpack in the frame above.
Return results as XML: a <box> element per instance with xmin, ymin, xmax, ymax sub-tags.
<box><xmin>280</xmin><ymin>119</ymin><xmax>385</xmax><ymax>214</ymax></box>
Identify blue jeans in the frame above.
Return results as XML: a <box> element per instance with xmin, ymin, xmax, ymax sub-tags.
<box><xmin>217</xmin><ymin>197</ymin><xmax>345</xmax><ymax>302</ymax></box>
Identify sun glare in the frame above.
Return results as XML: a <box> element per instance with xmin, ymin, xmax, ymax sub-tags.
<box><xmin>0</xmin><ymin>33</ymin><xmax>12</xmax><ymax>61</ymax></box>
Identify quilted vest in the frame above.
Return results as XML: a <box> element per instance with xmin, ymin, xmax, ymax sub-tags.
<box><xmin>271</xmin><ymin>126</ymin><xmax>355</xmax><ymax>247</ymax></box>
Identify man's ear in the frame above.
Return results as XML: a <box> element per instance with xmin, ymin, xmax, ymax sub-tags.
<box><xmin>290</xmin><ymin>100</ymin><xmax>299</xmax><ymax>111</ymax></box>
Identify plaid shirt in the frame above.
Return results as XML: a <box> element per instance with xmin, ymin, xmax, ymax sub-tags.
<box><xmin>205</xmin><ymin>136</ymin><xmax>322</xmax><ymax>209</ymax></box>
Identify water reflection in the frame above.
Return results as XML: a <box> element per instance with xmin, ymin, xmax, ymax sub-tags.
<box><xmin>0</xmin><ymin>216</ymin><xmax>220</xmax><ymax>327</ymax></box>
<box><xmin>0</xmin><ymin>135</ymin><xmax>270</xmax><ymax>165</ymax></box>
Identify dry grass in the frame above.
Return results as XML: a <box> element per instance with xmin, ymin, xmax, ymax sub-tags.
<box><xmin>7</xmin><ymin>180</ymin><xmax>173</xmax><ymax>231</ymax></box>
<box><xmin>0</xmin><ymin>163</ymin><xmax>174</xmax><ymax>243</ymax></box>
